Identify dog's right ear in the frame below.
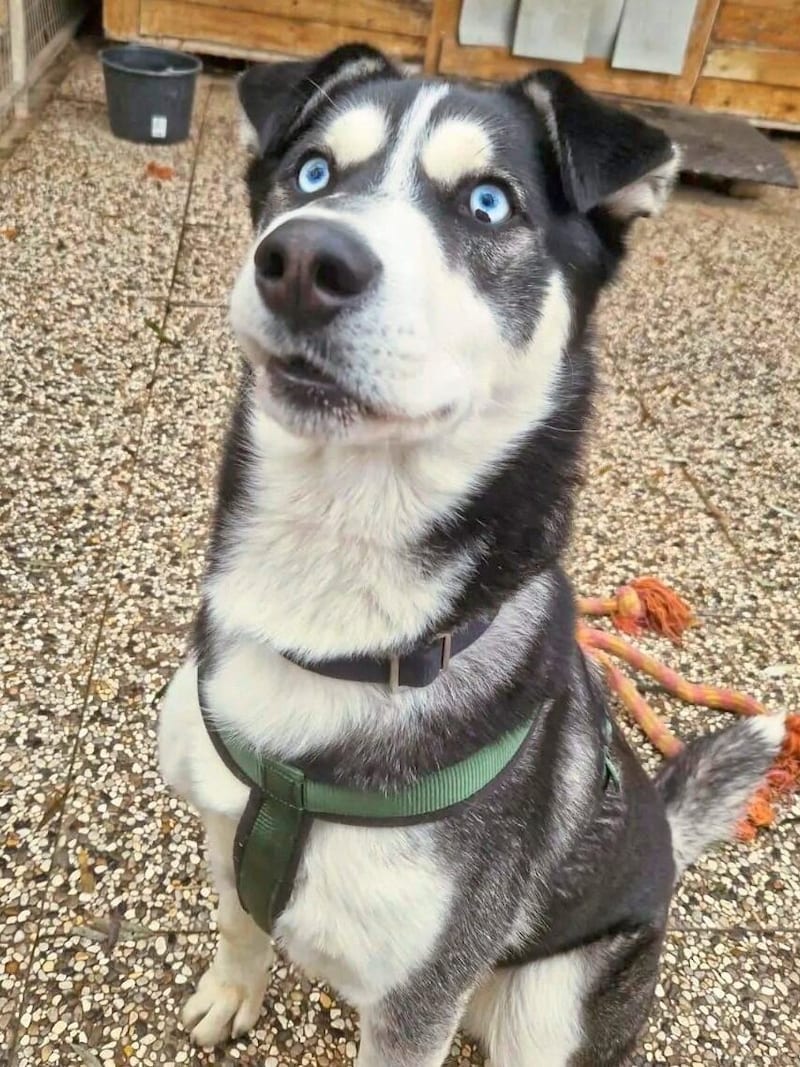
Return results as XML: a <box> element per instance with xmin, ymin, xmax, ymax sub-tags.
<box><xmin>515</xmin><ymin>69</ymin><xmax>679</xmax><ymax>220</ymax></box>
<box><xmin>237</xmin><ymin>43</ymin><xmax>400</xmax><ymax>158</ymax></box>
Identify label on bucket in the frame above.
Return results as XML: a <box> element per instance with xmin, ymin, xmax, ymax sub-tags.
<box><xmin>151</xmin><ymin>115</ymin><xmax>168</xmax><ymax>139</ymax></box>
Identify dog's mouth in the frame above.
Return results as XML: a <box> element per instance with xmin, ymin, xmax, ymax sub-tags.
<box><xmin>268</xmin><ymin>355</ymin><xmax>365</xmax><ymax>409</ymax></box>
<box><xmin>249</xmin><ymin>351</ymin><xmax>457</xmax><ymax>441</ymax></box>
<box><xmin>253</xmin><ymin>353</ymin><xmax>380</xmax><ymax>430</ymax></box>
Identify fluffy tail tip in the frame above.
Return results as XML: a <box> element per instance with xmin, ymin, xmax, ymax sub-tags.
<box><xmin>656</xmin><ymin>712</ymin><xmax>786</xmax><ymax>876</ymax></box>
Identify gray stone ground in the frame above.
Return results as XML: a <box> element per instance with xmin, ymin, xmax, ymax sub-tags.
<box><xmin>1</xmin><ymin>47</ymin><xmax>798</xmax><ymax>1067</ymax></box>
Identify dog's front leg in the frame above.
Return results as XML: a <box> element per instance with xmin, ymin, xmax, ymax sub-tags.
<box><xmin>182</xmin><ymin>812</ymin><xmax>275</xmax><ymax>1047</ymax></box>
<box><xmin>356</xmin><ymin>995</ymin><xmax>464</xmax><ymax>1067</ymax></box>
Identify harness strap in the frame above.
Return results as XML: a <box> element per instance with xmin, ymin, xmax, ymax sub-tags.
<box><xmin>198</xmin><ymin>659</ymin><xmax>620</xmax><ymax>937</ymax></box>
<box><xmin>199</xmin><ymin>680</ymin><xmax>535</xmax><ymax>933</ymax></box>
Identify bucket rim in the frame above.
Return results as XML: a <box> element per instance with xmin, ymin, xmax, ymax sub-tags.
<box><xmin>100</xmin><ymin>44</ymin><xmax>203</xmax><ymax>78</ymax></box>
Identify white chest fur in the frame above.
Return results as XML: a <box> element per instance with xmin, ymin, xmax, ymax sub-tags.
<box><xmin>158</xmin><ymin>655</ymin><xmax>452</xmax><ymax>1007</ymax></box>
<box><xmin>276</xmin><ymin>821</ymin><xmax>451</xmax><ymax>1005</ymax></box>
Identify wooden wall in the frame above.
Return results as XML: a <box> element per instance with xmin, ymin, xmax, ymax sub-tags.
<box><xmin>695</xmin><ymin>0</ymin><xmax>800</xmax><ymax>124</ymax></box>
<box><xmin>105</xmin><ymin>0</ymin><xmax>433</xmax><ymax>65</ymax></box>
<box><xmin>104</xmin><ymin>0</ymin><xmax>800</xmax><ymax>127</ymax></box>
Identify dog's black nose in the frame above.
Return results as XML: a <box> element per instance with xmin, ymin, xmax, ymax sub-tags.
<box><xmin>254</xmin><ymin>219</ymin><xmax>381</xmax><ymax>330</ymax></box>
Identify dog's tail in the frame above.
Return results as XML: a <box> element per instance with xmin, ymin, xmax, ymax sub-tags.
<box><xmin>655</xmin><ymin>712</ymin><xmax>786</xmax><ymax>877</ymax></box>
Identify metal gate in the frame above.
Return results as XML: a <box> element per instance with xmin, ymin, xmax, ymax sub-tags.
<box><xmin>0</xmin><ymin>0</ymin><xmax>87</xmax><ymax>124</ymax></box>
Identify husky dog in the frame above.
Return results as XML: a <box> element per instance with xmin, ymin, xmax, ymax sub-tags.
<box><xmin>159</xmin><ymin>45</ymin><xmax>784</xmax><ymax>1066</ymax></box>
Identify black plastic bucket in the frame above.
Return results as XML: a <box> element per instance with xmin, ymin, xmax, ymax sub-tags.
<box><xmin>100</xmin><ymin>45</ymin><xmax>202</xmax><ymax>145</ymax></box>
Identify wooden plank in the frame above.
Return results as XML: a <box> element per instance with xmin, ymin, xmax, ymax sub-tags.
<box><xmin>714</xmin><ymin>3</ymin><xmax>800</xmax><ymax>50</ymax></box>
<box><xmin>139</xmin><ymin>0</ymin><xmax>425</xmax><ymax>62</ymax></box>
<box><xmin>425</xmin><ymin>0</ymin><xmax>460</xmax><ymax>72</ymax></box>
<box><xmin>458</xmin><ymin>0</ymin><xmax>517</xmax><ymax>48</ymax></box>
<box><xmin>680</xmin><ymin>0</ymin><xmax>723</xmax><ymax>87</ymax></box>
<box><xmin>104</xmin><ymin>0</ymin><xmax>141</xmax><ymax>39</ymax></box>
<box><xmin>694</xmin><ymin>75</ymin><xmax>800</xmax><ymax>122</ymax></box>
<box><xmin>613</xmin><ymin>0</ymin><xmax>699</xmax><ymax>76</ymax></box>
<box><xmin>438</xmin><ymin>38</ymin><xmax>686</xmax><ymax>101</ymax></box>
<box><xmin>717</xmin><ymin>0</ymin><xmax>800</xmax><ymax>12</ymax></box>
<box><xmin>586</xmin><ymin>0</ymin><xmax>626</xmax><ymax>59</ymax></box>
<box><xmin>703</xmin><ymin>45</ymin><xmax>800</xmax><ymax>88</ymax></box>
<box><xmin>184</xmin><ymin>0</ymin><xmax>431</xmax><ymax>40</ymax></box>
<box><xmin>513</xmin><ymin>0</ymin><xmax>594</xmax><ymax>64</ymax></box>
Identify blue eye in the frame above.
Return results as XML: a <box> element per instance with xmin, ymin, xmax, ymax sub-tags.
<box><xmin>297</xmin><ymin>156</ymin><xmax>331</xmax><ymax>194</ymax></box>
<box><xmin>469</xmin><ymin>182</ymin><xmax>511</xmax><ymax>224</ymax></box>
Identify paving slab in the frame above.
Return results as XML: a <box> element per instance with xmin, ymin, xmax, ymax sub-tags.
<box><xmin>172</xmin><ymin>221</ymin><xmax>251</xmax><ymax>306</ymax></box>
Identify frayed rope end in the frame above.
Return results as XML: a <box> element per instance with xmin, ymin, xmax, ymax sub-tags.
<box><xmin>611</xmin><ymin>577</ymin><xmax>695</xmax><ymax>644</ymax></box>
<box><xmin>738</xmin><ymin>713</ymin><xmax>800</xmax><ymax>840</ymax></box>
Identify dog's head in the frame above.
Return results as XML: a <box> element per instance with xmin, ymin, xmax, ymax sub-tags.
<box><xmin>231</xmin><ymin>45</ymin><xmax>677</xmax><ymax>444</ymax></box>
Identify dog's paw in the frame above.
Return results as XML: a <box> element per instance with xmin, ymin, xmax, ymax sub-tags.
<box><xmin>181</xmin><ymin>966</ymin><xmax>266</xmax><ymax>1047</ymax></box>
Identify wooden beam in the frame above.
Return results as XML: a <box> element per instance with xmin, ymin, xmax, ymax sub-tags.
<box><xmin>139</xmin><ymin>0</ymin><xmax>425</xmax><ymax>62</ymax></box>
<box><xmin>694</xmin><ymin>76</ymin><xmax>800</xmax><ymax>123</ymax></box>
<box><xmin>437</xmin><ymin>40</ymin><xmax>685</xmax><ymax>100</ymax></box>
<box><xmin>104</xmin><ymin>0</ymin><xmax>142</xmax><ymax>39</ymax></box>
<box><xmin>714</xmin><ymin>3</ymin><xmax>800</xmax><ymax>50</ymax></box>
<box><xmin>716</xmin><ymin>0</ymin><xmax>800</xmax><ymax>11</ymax></box>
<box><xmin>424</xmin><ymin>0</ymin><xmax>460</xmax><ymax>73</ymax></box>
<box><xmin>183</xmin><ymin>0</ymin><xmax>431</xmax><ymax>41</ymax></box>
<box><xmin>703</xmin><ymin>45</ymin><xmax>800</xmax><ymax>88</ymax></box>
<box><xmin>680</xmin><ymin>0</ymin><xmax>723</xmax><ymax>97</ymax></box>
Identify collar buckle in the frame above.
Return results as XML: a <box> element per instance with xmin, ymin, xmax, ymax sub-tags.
<box><xmin>440</xmin><ymin>632</ymin><xmax>453</xmax><ymax>671</ymax></box>
<box><xmin>389</xmin><ymin>655</ymin><xmax>400</xmax><ymax>692</ymax></box>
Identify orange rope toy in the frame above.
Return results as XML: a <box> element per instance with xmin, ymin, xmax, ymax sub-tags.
<box><xmin>576</xmin><ymin>577</ymin><xmax>800</xmax><ymax>839</ymax></box>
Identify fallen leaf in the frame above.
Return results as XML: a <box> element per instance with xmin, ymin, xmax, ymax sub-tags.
<box><xmin>145</xmin><ymin>161</ymin><xmax>175</xmax><ymax>181</ymax></box>
<box><xmin>38</xmin><ymin>785</ymin><xmax>69</xmax><ymax>828</ymax></box>
<box><xmin>67</xmin><ymin>1045</ymin><xmax>103</xmax><ymax>1067</ymax></box>
<box><xmin>105</xmin><ymin>907</ymin><xmax>123</xmax><ymax>950</ymax></box>
<box><xmin>77</xmin><ymin>848</ymin><xmax>96</xmax><ymax>894</ymax></box>
<box><xmin>1</xmin><ymin>227</ymin><xmax>18</xmax><ymax>241</ymax></box>
<box><xmin>5</xmin><ymin>831</ymin><xmax>21</xmax><ymax>849</ymax></box>
<box><xmin>762</xmin><ymin>663</ymin><xmax>793</xmax><ymax>679</ymax></box>
<box><xmin>92</xmin><ymin>676</ymin><xmax>119</xmax><ymax>701</ymax></box>
<box><xmin>76</xmin><ymin>913</ymin><xmax>154</xmax><ymax>943</ymax></box>
<box><xmin>52</xmin><ymin>843</ymin><xmax>70</xmax><ymax>870</ymax></box>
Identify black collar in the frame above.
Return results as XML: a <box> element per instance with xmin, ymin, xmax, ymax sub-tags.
<box><xmin>280</xmin><ymin>616</ymin><xmax>495</xmax><ymax>689</ymax></box>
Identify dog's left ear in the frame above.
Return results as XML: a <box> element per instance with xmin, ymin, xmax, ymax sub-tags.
<box><xmin>238</xmin><ymin>43</ymin><xmax>400</xmax><ymax>158</ymax></box>
<box><xmin>516</xmin><ymin>69</ymin><xmax>679</xmax><ymax>219</ymax></box>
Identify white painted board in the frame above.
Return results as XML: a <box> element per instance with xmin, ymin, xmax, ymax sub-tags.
<box><xmin>586</xmin><ymin>0</ymin><xmax>626</xmax><ymax>59</ymax></box>
<box><xmin>459</xmin><ymin>0</ymin><xmax>519</xmax><ymax>48</ymax></box>
<box><xmin>612</xmin><ymin>0</ymin><xmax>699</xmax><ymax>76</ymax></box>
<box><xmin>513</xmin><ymin>0</ymin><xmax>595</xmax><ymax>64</ymax></box>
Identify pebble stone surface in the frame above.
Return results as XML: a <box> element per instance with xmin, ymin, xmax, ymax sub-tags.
<box><xmin>2</xmin><ymin>46</ymin><xmax>799</xmax><ymax>1067</ymax></box>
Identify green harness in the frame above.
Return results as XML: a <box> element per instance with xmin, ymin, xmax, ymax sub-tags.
<box><xmin>202</xmin><ymin>695</ymin><xmax>536</xmax><ymax>933</ymax></box>
<box><xmin>200</xmin><ymin>667</ymin><xmax>619</xmax><ymax>936</ymax></box>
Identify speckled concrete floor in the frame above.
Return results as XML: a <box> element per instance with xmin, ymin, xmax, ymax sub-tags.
<box><xmin>1</xmin><ymin>47</ymin><xmax>798</xmax><ymax>1067</ymax></box>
